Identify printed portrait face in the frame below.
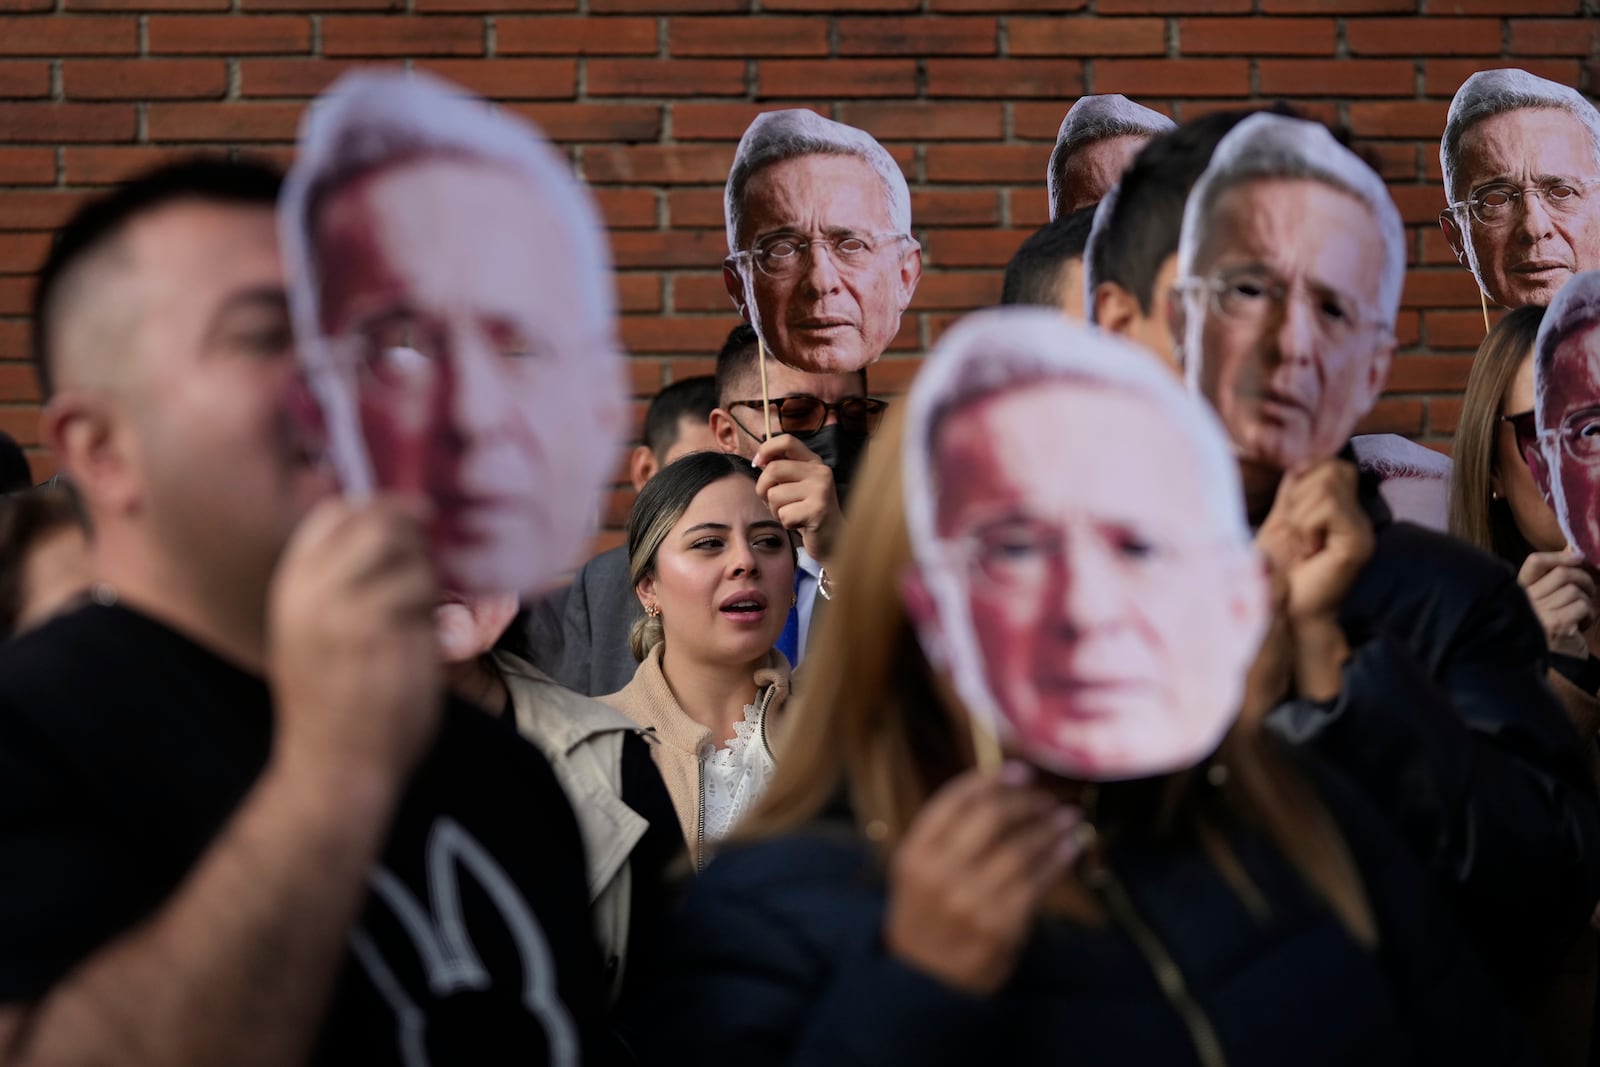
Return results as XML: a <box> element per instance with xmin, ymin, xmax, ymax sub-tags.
<box><xmin>914</xmin><ymin>375</ymin><xmax>1264</xmax><ymax>780</ymax></box>
<box><xmin>1532</xmin><ymin>317</ymin><xmax>1600</xmax><ymax>564</ymax></box>
<box><xmin>724</xmin><ymin>153</ymin><xmax>921</xmax><ymax>377</ymax></box>
<box><xmin>1183</xmin><ymin>177</ymin><xmax>1394</xmax><ymax>478</ymax></box>
<box><xmin>1444</xmin><ymin>108</ymin><xmax>1600</xmax><ymax>310</ymax></box>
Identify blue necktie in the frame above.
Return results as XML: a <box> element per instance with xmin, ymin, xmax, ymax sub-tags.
<box><xmin>775</xmin><ymin>569</ymin><xmax>807</xmax><ymax>667</ymax></box>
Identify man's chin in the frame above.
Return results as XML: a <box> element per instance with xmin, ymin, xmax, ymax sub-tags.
<box><xmin>772</xmin><ymin>333</ymin><xmax>866</xmax><ymax>376</ymax></box>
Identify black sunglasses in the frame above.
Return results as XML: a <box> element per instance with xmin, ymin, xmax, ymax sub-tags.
<box><xmin>727</xmin><ymin>395</ymin><xmax>888</xmax><ymax>436</ymax></box>
<box><xmin>1501</xmin><ymin>409</ymin><xmax>1538</xmax><ymax>463</ymax></box>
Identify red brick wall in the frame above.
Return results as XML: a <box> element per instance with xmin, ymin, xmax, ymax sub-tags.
<box><xmin>1</xmin><ymin>1</ymin><xmax>1596</xmax><ymax>539</ymax></box>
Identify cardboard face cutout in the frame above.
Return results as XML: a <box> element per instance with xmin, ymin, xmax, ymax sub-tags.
<box><xmin>902</xmin><ymin>307</ymin><xmax>1268</xmax><ymax>781</ymax></box>
<box><xmin>1532</xmin><ymin>271</ymin><xmax>1600</xmax><ymax>564</ymax></box>
<box><xmin>280</xmin><ymin>70</ymin><xmax>626</xmax><ymax>596</ymax></box>
<box><xmin>723</xmin><ymin>110</ymin><xmax>921</xmax><ymax>376</ymax></box>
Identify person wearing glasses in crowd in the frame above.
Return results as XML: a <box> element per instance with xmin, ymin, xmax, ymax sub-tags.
<box><xmin>1448</xmin><ymin>303</ymin><xmax>1600</xmax><ymax>1067</ymax></box>
<box><xmin>722</xmin><ymin>109</ymin><xmax>922</xmax><ymax>378</ymax></box>
<box><xmin>630</xmin><ymin>310</ymin><xmax>1533</xmax><ymax>1066</ymax></box>
<box><xmin>710</xmin><ymin>323</ymin><xmax>888</xmax><ymax>670</ymax></box>
<box><xmin>1441</xmin><ymin>68</ymin><xmax>1600</xmax><ymax>312</ymax></box>
<box><xmin>1175</xmin><ymin>111</ymin><xmax>1600</xmax><ymax>1015</ymax></box>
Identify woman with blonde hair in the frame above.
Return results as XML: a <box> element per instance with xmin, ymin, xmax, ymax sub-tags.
<box><xmin>602</xmin><ymin>450</ymin><xmax>796</xmax><ymax>866</ymax></box>
<box><xmin>630</xmin><ymin>310</ymin><xmax>1529</xmax><ymax>1065</ymax></box>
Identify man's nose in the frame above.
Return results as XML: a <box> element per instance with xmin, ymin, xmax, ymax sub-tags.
<box><xmin>445</xmin><ymin>329</ymin><xmax>515</xmax><ymax>437</ymax></box>
<box><xmin>1048</xmin><ymin>535</ymin><xmax>1124</xmax><ymax>637</ymax></box>
<box><xmin>800</xmin><ymin>242</ymin><xmax>843</xmax><ymax>297</ymax></box>
<box><xmin>1516</xmin><ymin>189</ymin><xmax>1557</xmax><ymax>243</ymax></box>
<box><xmin>1269</xmin><ymin>290</ymin><xmax>1318</xmax><ymax>369</ymax></box>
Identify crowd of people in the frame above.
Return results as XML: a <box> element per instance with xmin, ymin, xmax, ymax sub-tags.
<box><xmin>1</xmin><ymin>60</ymin><xmax>1599</xmax><ymax>1066</ymax></box>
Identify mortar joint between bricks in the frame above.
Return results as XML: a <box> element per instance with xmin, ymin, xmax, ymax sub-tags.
<box><xmin>996</xmin><ymin>16</ymin><xmax>1008</xmax><ymax>58</ymax></box>
<box><xmin>484</xmin><ymin>17</ymin><xmax>495</xmax><ymax>58</ymax></box>
<box><xmin>1165</xmin><ymin>17</ymin><xmax>1177</xmax><ymax>60</ymax></box>
<box><xmin>655</xmin><ymin>17</ymin><xmax>667</xmax><ymax>60</ymax></box>
<box><xmin>226</xmin><ymin>58</ymin><xmax>240</xmax><ymax>102</ymax></box>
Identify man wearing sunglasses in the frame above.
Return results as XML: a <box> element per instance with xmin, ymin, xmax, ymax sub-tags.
<box><xmin>1177</xmin><ymin>113</ymin><xmax>1600</xmax><ymax>1010</ymax></box>
<box><xmin>1441</xmin><ymin>69</ymin><xmax>1600</xmax><ymax>311</ymax></box>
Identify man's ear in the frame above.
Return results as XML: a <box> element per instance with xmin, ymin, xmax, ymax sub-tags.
<box><xmin>43</xmin><ymin>392</ymin><xmax>134</xmax><ymax>517</ymax></box>
<box><xmin>723</xmin><ymin>262</ymin><xmax>750</xmax><ymax>321</ymax></box>
<box><xmin>1439</xmin><ymin>212</ymin><xmax>1467</xmax><ymax>268</ymax></box>
<box><xmin>709</xmin><ymin>408</ymin><xmax>744</xmax><ymax>456</ymax></box>
<box><xmin>628</xmin><ymin>444</ymin><xmax>657</xmax><ymax>493</ymax></box>
<box><xmin>898</xmin><ymin>242</ymin><xmax>924</xmax><ymax>310</ymax></box>
<box><xmin>1092</xmin><ymin>280</ymin><xmax>1141</xmax><ymax>337</ymax></box>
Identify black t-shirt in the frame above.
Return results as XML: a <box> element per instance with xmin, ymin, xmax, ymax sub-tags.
<box><xmin>0</xmin><ymin>603</ymin><xmax>611</xmax><ymax>1066</ymax></box>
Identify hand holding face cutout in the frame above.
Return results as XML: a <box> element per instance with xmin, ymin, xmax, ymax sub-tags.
<box><xmin>884</xmin><ymin>762</ymin><xmax>1083</xmax><ymax>995</ymax></box>
<box><xmin>1256</xmin><ymin>460</ymin><xmax>1374</xmax><ymax>624</ymax></box>
<box><xmin>753</xmin><ymin>434</ymin><xmax>844</xmax><ymax>563</ymax></box>
<box><xmin>1518</xmin><ymin>548</ymin><xmax>1598</xmax><ymax>658</ymax></box>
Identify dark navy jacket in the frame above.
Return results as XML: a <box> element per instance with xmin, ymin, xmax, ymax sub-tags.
<box><xmin>631</xmin><ymin>763</ymin><xmax>1534</xmax><ymax>1066</ymax></box>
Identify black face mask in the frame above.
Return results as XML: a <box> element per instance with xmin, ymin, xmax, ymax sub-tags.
<box><xmin>794</xmin><ymin>423</ymin><xmax>870</xmax><ymax>503</ymax></box>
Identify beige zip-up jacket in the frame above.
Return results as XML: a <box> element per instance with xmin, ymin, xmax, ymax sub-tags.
<box><xmin>600</xmin><ymin>643</ymin><xmax>790</xmax><ymax>866</ymax></box>
<box><xmin>493</xmin><ymin>651</ymin><xmax>650</xmax><ymax>1003</ymax></box>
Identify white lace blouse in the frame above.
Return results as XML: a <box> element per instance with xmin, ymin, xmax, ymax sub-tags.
<box><xmin>700</xmin><ymin>697</ymin><xmax>778</xmax><ymax>843</ymax></box>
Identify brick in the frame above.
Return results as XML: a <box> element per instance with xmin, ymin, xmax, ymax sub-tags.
<box><xmin>1400</xmin><ymin>268</ymin><xmax>1482</xmax><ymax>309</ymax></box>
<box><xmin>0</xmin><ymin>191</ymin><xmax>92</xmax><ymax>232</ymax></box>
<box><xmin>671</xmin><ymin>16</ymin><xmax>827</xmax><ymax>56</ymax></box>
<box><xmin>0</xmin><ymin>234</ymin><xmax>50</xmax><ymax>272</ymax></box>
<box><xmin>1424</xmin><ymin>309</ymin><xmax>1494</xmax><ymax>348</ymax></box>
<box><xmin>837</xmin><ymin>17</ymin><xmax>998</xmax><ymax>56</ymax></box>
<box><xmin>922</xmin><ymin>229</ymin><xmax>1029</xmax><ymax>268</ymax></box>
<box><xmin>616</xmin><ymin>275</ymin><xmax>663</xmax><ymax>315</ymax></box>
<box><xmin>415</xmin><ymin>59</ymin><xmax>576</xmax><ymax>99</ymax></box>
<box><xmin>836</xmin><ymin>100</ymin><xmax>1001</xmax><ymax>140</ymax></box>
<box><xmin>759</xmin><ymin>60</ymin><xmax>917</xmax><ymax>99</ymax></box>
<box><xmin>666</xmin><ymin>187</ymin><xmax>722</xmax><ymax>228</ymax></box>
<box><xmin>925</xmin><ymin>144</ymin><xmax>1051</xmax><ymax>184</ymax></box>
<box><xmin>591</xmin><ymin>0</ymin><xmax>740</xmax><ymax>10</ymax></box>
<box><xmin>71</xmin><ymin>0</ymin><xmax>228</xmax><ymax>11</ymax></box>
<box><xmin>1010</xmin><ymin>188</ymin><xmax>1051</xmax><ymax>227</ymax></box>
<box><xmin>0</xmin><ymin>323</ymin><xmax>26</xmax><ymax>361</ymax></box>
<box><xmin>322</xmin><ymin>16</ymin><xmax>482</xmax><ymax>56</ymax></box>
<box><xmin>911</xmin><ymin>271</ymin><xmax>1003</xmax><ymax>310</ymax></box>
<box><xmin>0</xmin><ymin>16</ymin><xmax>137</xmax><ymax>55</ymax></box>
<box><xmin>1424</xmin><ymin>58</ymin><xmax>1580</xmax><ymax>97</ymax></box>
<box><xmin>0</xmin><ymin>148</ymin><xmax>54</xmax><ymax>185</ymax></box>
<box><xmin>930</xmin><ymin>0</ymin><xmax>1083</xmax><ymax>9</ymax></box>
<box><xmin>1510</xmin><ymin>20</ymin><xmax>1600</xmax><ymax>57</ymax></box>
<box><xmin>246</xmin><ymin>0</ymin><xmax>399</xmax><ymax>10</ymax></box>
<box><xmin>1348</xmin><ymin>100</ymin><xmax>1450</xmax><ymax>138</ymax></box>
<box><xmin>1366</xmin><ymin>142</ymin><xmax>1421</xmax><ymax>181</ymax></box>
<box><xmin>764</xmin><ymin>0</ymin><xmax>917</xmax><ymax>10</ymax></box>
<box><xmin>620</xmin><ymin>316</ymin><xmax>737</xmax><ymax>353</ymax></box>
<box><xmin>64</xmin><ymin>59</ymin><xmax>228</xmax><ymax>100</ymax></box>
<box><xmin>417</xmin><ymin>0</ymin><xmax>566</xmax><ymax>9</ymax></box>
<box><xmin>62</xmin><ymin>145</ymin><xmax>190</xmax><ymax>184</ymax></box>
<box><xmin>588</xmin><ymin>58</ymin><xmax>744</xmax><ymax>96</ymax></box>
<box><xmin>583</xmin><ymin>144</ymin><xmax>735</xmax><ymax>184</ymax></box>
<box><xmin>1355</xmin><ymin>398</ymin><xmax>1424</xmax><ymax>435</ymax></box>
<box><xmin>0</xmin><ymin>103</ymin><xmax>136</xmax><ymax>143</ymax></box>
<box><xmin>1010</xmin><ymin>16</ymin><xmax>1164</xmax><ymax>56</ymax></box>
<box><xmin>1259</xmin><ymin>58</ymin><xmax>1415</xmax><ymax>96</ymax></box>
<box><xmin>0</xmin><ymin>0</ymin><xmax>51</xmax><ymax>11</ymax></box>
<box><xmin>925</xmin><ymin>59</ymin><xmax>1084</xmax><ymax>99</ymax></box>
<box><xmin>1427</xmin><ymin>0</ymin><xmax>1577</xmax><ymax>12</ymax></box>
<box><xmin>610</xmin><ymin>230</ymin><xmax>727</xmax><ymax>270</ymax></box>
<box><xmin>592</xmin><ymin>188</ymin><xmax>657</xmax><ymax>229</ymax></box>
<box><xmin>1346</xmin><ymin>18</ymin><xmax>1499</xmax><ymax>55</ymax></box>
<box><xmin>146</xmin><ymin>101</ymin><xmax>302</xmax><ymax>141</ymax></box>
<box><xmin>506</xmin><ymin>102</ymin><xmax>662</xmax><ymax>141</ymax></box>
<box><xmin>239</xmin><ymin>58</ymin><xmax>361</xmax><ymax>97</ymax></box>
<box><xmin>1427</xmin><ymin>397</ymin><xmax>1463</xmax><ymax>435</ymax></box>
<box><xmin>147</xmin><ymin>16</ymin><xmax>311</xmax><ymax>54</ymax></box>
<box><xmin>1096</xmin><ymin>0</ymin><xmax>1248</xmax><ymax>12</ymax></box>
<box><xmin>671</xmin><ymin>101</ymin><xmax>826</xmax><ymax>140</ymax></box>
<box><xmin>499</xmin><ymin>16</ymin><xmax>658</xmax><ymax>55</ymax></box>
<box><xmin>1179</xmin><ymin>17</ymin><xmax>1335</xmax><ymax>55</ymax></box>
<box><xmin>1096</xmin><ymin>59</ymin><xmax>1249</xmax><ymax>96</ymax></box>
<box><xmin>1386</xmin><ymin>184</ymin><xmax>1450</xmax><ymax>225</ymax></box>
<box><xmin>0</xmin><ymin>62</ymin><xmax>51</xmax><ymax>99</ymax></box>
<box><xmin>1385</xmin><ymin>353</ymin><xmax>1471</xmax><ymax>391</ymax></box>
<box><xmin>1260</xmin><ymin>0</ymin><xmax>1415</xmax><ymax>9</ymax></box>
<box><xmin>910</xmin><ymin>189</ymin><xmax>1001</xmax><ymax>226</ymax></box>
<box><xmin>0</xmin><ymin>407</ymin><xmax>41</xmax><ymax>446</ymax></box>
<box><xmin>0</xmin><ymin>364</ymin><xmax>42</xmax><ymax>404</ymax></box>
<box><xmin>671</xmin><ymin>273</ymin><xmax>735</xmax><ymax>312</ymax></box>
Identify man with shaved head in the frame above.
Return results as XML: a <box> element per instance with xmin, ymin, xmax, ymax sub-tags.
<box><xmin>0</xmin><ymin>157</ymin><xmax>613</xmax><ymax>1063</ymax></box>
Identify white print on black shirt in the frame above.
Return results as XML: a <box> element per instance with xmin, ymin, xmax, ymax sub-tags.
<box><xmin>349</xmin><ymin>817</ymin><xmax>580</xmax><ymax>1067</ymax></box>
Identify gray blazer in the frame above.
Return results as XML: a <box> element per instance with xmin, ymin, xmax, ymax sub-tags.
<box><xmin>523</xmin><ymin>545</ymin><xmax>641</xmax><ymax>698</ymax></box>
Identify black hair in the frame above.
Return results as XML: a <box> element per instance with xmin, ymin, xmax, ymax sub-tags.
<box><xmin>1000</xmin><ymin>206</ymin><xmax>1098</xmax><ymax>308</ymax></box>
<box><xmin>1085</xmin><ymin>107</ymin><xmax>1285</xmax><ymax>317</ymax></box>
<box><xmin>642</xmin><ymin>375</ymin><xmax>718</xmax><ymax>460</ymax></box>
<box><xmin>0</xmin><ymin>484</ymin><xmax>85</xmax><ymax>638</ymax></box>
<box><xmin>30</xmin><ymin>156</ymin><xmax>283</xmax><ymax>398</ymax></box>
<box><xmin>713</xmin><ymin>323</ymin><xmax>762</xmax><ymax>405</ymax></box>
<box><xmin>0</xmin><ymin>431</ymin><xmax>31</xmax><ymax>493</ymax></box>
